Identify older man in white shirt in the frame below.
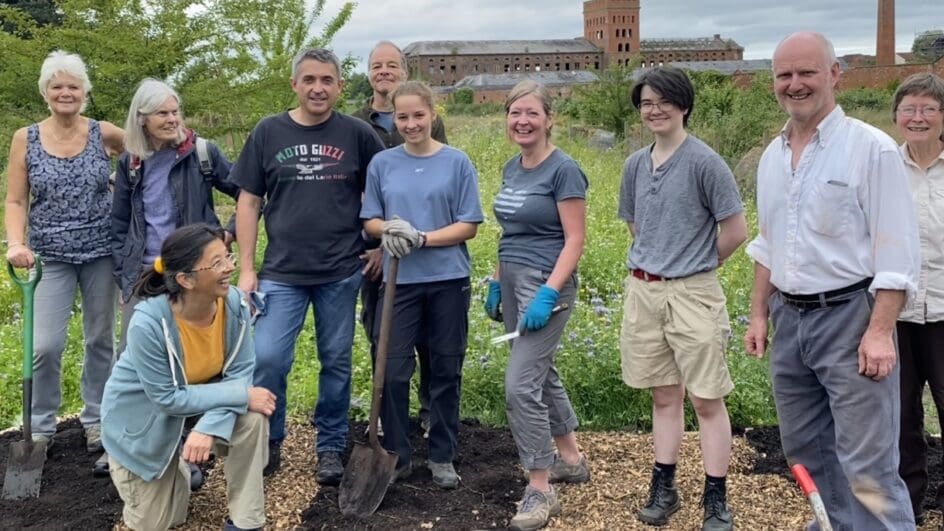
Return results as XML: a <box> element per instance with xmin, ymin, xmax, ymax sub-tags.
<box><xmin>744</xmin><ymin>32</ymin><xmax>919</xmax><ymax>530</ymax></box>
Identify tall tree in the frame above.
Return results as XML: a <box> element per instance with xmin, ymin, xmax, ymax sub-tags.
<box><xmin>912</xmin><ymin>29</ymin><xmax>944</xmax><ymax>63</ymax></box>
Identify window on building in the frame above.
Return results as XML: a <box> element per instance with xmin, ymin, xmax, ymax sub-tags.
<box><xmin>615</xmin><ymin>29</ymin><xmax>619</xmax><ymax>38</ymax></box>
<box><xmin>504</xmin><ymin>64</ymin><xmax>510</xmax><ymax>72</ymax></box>
<box><xmin>525</xmin><ymin>64</ymin><xmax>530</xmax><ymax>71</ymax></box>
<box><xmin>594</xmin><ymin>61</ymin><xmax>600</xmax><ymax>69</ymax></box>
<box><xmin>625</xmin><ymin>43</ymin><xmax>631</xmax><ymax>52</ymax></box>
<box><xmin>629</xmin><ymin>29</ymin><xmax>632</xmax><ymax>38</ymax></box>
<box><xmin>565</xmin><ymin>62</ymin><xmax>570</xmax><ymax>70</ymax></box>
<box><xmin>555</xmin><ymin>63</ymin><xmax>560</xmax><ymax>69</ymax></box>
<box><xmin>535</xmin><ymin>65</ymin><xmax>541</xmax><ymax>72</ymax></box>
<box><xmin>618</xmin><ymin>43</ymin><xmax>623</xmax><ymax>52</ymax></box>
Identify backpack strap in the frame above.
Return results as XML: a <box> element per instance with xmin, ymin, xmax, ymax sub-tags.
<box><xmin>196</xmin><ymin>137</ymin><xmax>213</xmax><ymax>180</ymax></box>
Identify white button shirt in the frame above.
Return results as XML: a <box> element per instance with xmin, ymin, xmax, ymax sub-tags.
<box><xmin>899</xmin><ymin>144</ymin><xmax>944</xmax><ymax>323</ymax></box>
<box><xmin>746</xmin><ymin>106</ymin><xmax>920</xmax><ymax>300</ymax></box>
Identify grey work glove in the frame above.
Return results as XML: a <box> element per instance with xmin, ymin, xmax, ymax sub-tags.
<box><xmin>381</xmin><ymin>218</ymin><xmax>423</xmax><ymax>258</ymax></box>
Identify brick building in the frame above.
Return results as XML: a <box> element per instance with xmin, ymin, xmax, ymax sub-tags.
<box><xmin>404</xmin><ymin>0</ymin><xmax>743</xmax><ymax>87</ymax></box>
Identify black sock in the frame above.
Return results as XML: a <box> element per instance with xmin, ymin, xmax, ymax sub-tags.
<box><xmin>654</xmin><ymin>461</ymin><xmax>677</xmax><ymax>481</ymax></box>
<box><xmin>705</xmin><ymin>474</ymin><xmax>726</xmax><ymax>491</ymax></box>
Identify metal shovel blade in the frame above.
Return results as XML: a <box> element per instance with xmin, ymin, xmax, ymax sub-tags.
<box><xmin>338</xmin><ymin>440</ymin><xmax>398</xmax><ymax>517</ymax></box>
<box><xmin>2</xmin><ymin>439</ymin><xmax>46</xmax><ymax>500</ymax></box>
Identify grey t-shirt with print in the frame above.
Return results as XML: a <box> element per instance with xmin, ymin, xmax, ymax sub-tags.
<box><xmin>495</xmin><ymin>148</ymin><xmax>588</xmax><ymax>273</ymax></box>
<box><xmin>618</xmin><ymin>135</ymin><xmax>743</xmax><ymax>278</ymax></box>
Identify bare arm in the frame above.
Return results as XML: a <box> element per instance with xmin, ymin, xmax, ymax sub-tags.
<box><xmin>424</xmin><ymin>222</ymin><xmax>477</xmax><ymax>247</ymax></box>
<box><xmin>99</xmin><ymin>121</ymin><xmax>126</xmax><ymax>158</ymax></box>
<box><xmin>717</xmin><ymin>212</ymin><xmax>748</xmax><ymax>263</ymax></box>
<box><xmin>744</xmin><ymin>261</ymin><xmax>777</xmax><ymax>357</ymax></box>
<box><xmin>626</xmin><ymin>221</ymin><xmax>635</xmax><ymax>238</ymax></box>
<box><xmin>858</xmin><ymin>289</ymin><xmax>906</xmax><ymax>381</ymax></box>
<box><xmin>364</xmin><ymin>218</ymin><xmax>383</xmax><ymax>239</ymax></box>
<box><xmin>235</xmin><ymin>191</ymin><xmax>262</xmax><ymax>294</ymax></box>
<box><xmin>4</xmin><ymin>128</ymin><xmax>35</xmax><ymax>268</ymax></box>
<box><xmin>545</xmin><ymin>198</ymin><xmax>586</xmax><ymax>291</ymax></box>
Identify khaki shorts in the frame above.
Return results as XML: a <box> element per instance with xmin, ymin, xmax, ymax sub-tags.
<box><xmin>619</xmin><ymin>270</ymin><xmax>734</xmax><ymax>399</ymax></box>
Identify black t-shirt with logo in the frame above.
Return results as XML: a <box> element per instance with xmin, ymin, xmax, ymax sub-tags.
<box><xmin>231</xmin><ymin>111</ymin><xmax>384</xmax><ymax>284</ymax></box>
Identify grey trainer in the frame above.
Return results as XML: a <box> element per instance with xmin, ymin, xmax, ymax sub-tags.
<box><xmin>85</xmin><ymin>425</ymin><xmax>103</xmax><ymax>453</ymax></box>
<box><xmin>510</xmin><ymin>485</ymin><xmax>561</xmax><ymax>531</ymax></box>
<box><xmin>548</xmin><ymin>454</ymin><xmax>590</xmax><ymax>483</ymax></box>
<box><xmin>428</xmin><ymin>461</ymin><xmax>459</xmax><ymax>489</ymax></box>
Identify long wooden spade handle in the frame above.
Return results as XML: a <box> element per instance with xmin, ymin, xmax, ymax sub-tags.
<box><xmin>368</xmin><ymin>257</ymin><xmax>398</xmax><ymax>450</ymax></box>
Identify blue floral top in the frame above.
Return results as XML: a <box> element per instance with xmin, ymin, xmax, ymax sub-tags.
<box><xmin>26</xmin><ymin>120</ymin><xmax>113</xmax><ymax>263</ymax></box>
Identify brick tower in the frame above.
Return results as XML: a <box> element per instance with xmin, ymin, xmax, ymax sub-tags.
<box><xmin>876</xmin><ymin>0</ymin><xmax>895</xmax><ymax>65</ymax></box>
<box><xmin>583</xmin><ymin>0</ymin><xmax>641</xmax><ymax>68</ymax></box>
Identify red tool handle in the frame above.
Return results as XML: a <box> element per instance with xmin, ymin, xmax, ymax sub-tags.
<box><xmin>791</xmin><ymin>464</ymin><xmax>818</xmax><ymax>496</ymax></box>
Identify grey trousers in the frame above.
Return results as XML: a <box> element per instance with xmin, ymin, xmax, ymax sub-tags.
<box><xmin>500</xmin><ymin>262</ymin><xmax>579</xmax><ymax>470</ymax></box>
<box><xmin>32</xmin><ymin>256</ymin><xmax>115</xmax><ymax>435</ymax></box>
<box><xmin>117</xmin><ymin>294</ymin><xmax>142</xmax><ymax>358</ymax></box>
<box><xmin>769</xmin><ymin>289</ymin><xmax>914</xmax><ymax>530</ymax></box>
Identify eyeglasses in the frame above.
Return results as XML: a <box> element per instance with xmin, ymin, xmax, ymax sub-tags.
<box><xmin>896</xmin><ymin>106</ymin><xmax>942</xmax><ymax>118</ymax></box>
<box><xmin>188</xmin><ymin>253</ymin><xmax>236</xmax><ymax>273</ymax></box>
<box><xmin>639</xmin><ymin>100</ymin><xmax>676</xmax><ymax>113</ymax></box>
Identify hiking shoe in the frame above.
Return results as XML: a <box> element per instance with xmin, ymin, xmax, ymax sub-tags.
<box><xmin>428</xmin><ymin>461</ymin><xmax>459</xmax><ymax>489</ymax></box>
<box><xmin>263</xmin><ymin>441</ymin><xmax>281</xmax><ymax>477</ymax></box>
<box><xmin>548</xmin><ymin>454</ymin><xmax>591</xmax><ymax>484</ymax></box>
<box><xmin>92</xmin><ymin>452</ymin><xmax>110</xmax><ymax>477</ymax></box>
<box><xmin>389</xmin><ymin>460</ymin><xmax>413</xmax><ymax>485</ymax></box>
<box><xmin>223</xmin><ymin>518</ymin><xmax>261</xmax><ymax>531</ymax></box>
<box><xmin>701</xmin><ymin>484</ymin><xmax>733</xmax><ymax>531</ymax></box>
<box><xmin>510</xmin><ymin>485</ymin><xmax>561</xmax><ymax>531</ymax></box>
<box><xmin>316</xmin><ymin>451</ymin><xmax>344</xmax><ymax>486</ymax></box>
<box><xmin>85</xmin><ymin>425</ymin><xmax>103</xmax><ymax>453</ymax></box>
<box><xmin>638</xmin><ymin>471</ymin><xmax>681</xmax><ymax>525</ymax></box>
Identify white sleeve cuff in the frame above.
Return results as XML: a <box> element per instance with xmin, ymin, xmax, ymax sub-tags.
<box><xmin>869</xmin><ymin>272</ymin><xmax>917</xmax><ymax>305</ymax></box>
<box><xmin>745</xmin><ymin>236</ymin><xmax>770</xmax><ymax>269</ymax></box>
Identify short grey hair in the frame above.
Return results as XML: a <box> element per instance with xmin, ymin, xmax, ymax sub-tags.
<box><xmin>124</xmin><ymin>78</ymin><xmax>186</xmax><ymax>159</ymax></box>
<box><xmin>291</xmin><ymin>48</ymin><xmax>342</xmax><ymax>80</ymax></box>
<box><xmin>368</xmin><ymin>41</ymin><xmax>408</xmax><ymax>71</ymax></box>
<box><xmin>38</xmin><ymin>50</ymin><xmax>92</xmax><ymax>112</ymax></box>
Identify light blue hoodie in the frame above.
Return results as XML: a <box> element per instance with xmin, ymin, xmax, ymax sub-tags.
<box><xmin>101</xmin><ymin>286</ymin><xmax>253</xmax><ymax>481</ymax></box>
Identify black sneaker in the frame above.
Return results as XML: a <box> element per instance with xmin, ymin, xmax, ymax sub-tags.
<box><xmin>316</xmin><ymin>451</ymin><xmax>344</xmax><ymax>486</ymax></box>
<box><xmin>701</xmin><ymin>483</ymin><xmax>733</xmax><ymax>531</ymax></box>
<box><xmin>263</xmin><ymin>441</ymin><xmax>281</xmax><ymax>477</ymax></box>
<box><xmin>638</xmin><ymin>470</ymin><xmax>681</xmax><ymax>525</ymax></box>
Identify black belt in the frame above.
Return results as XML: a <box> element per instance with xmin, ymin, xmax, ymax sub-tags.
<box><xmin>781</xmin><ymin>278</ymin><xmax>872</xmax><ymax>310</ymax></box>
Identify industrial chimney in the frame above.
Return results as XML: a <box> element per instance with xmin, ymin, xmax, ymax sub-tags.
<box><xmin>876</xmin><ymin>0</ymin><xmax>895</xmax><ymax>65</ymax></box>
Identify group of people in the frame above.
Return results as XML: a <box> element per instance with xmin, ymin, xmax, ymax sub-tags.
<box><xmin>3</xmin><ymin>28</ymin><xmax>942</xmax><ymax>531</ymax></box>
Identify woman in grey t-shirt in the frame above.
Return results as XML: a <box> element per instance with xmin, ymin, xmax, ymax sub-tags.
<box><xmin>486</xmin><ymin>80</ymin><xmax>590</xmax><ymax>531</ymax></box>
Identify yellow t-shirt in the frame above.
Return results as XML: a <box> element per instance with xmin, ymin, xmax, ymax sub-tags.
<box><xmin>175</xmin><ymin>299</ymin><xmax>226</xmax><ymax>384</ymax></box>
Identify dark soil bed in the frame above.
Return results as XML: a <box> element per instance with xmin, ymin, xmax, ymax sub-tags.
<box><xmin>0</xmin><ymin>418</ymin><xmax>120</xmax><ymax>529</ymax></box>
<box><xmin>302</xmin><ymin>419</ymin><xmax>522</xmax><ymax>530</ymax></box>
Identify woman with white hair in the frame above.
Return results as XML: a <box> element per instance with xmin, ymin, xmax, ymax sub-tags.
<box><xmin>112</xmin><ymin>78</ymin><xmax>240</xmax><ymax>353</ymax></box>
<box><xmin>4</xmin><ymin>50</ymin><xmax>125</xmax><ymax>457</ymax></box>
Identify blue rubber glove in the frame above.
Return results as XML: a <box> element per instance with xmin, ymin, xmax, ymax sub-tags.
<box><xmin>484</xmin><ymin>279</ymin><xmax>502</xmax><ymax>322</ymax></box>
<box><xmin>520</xmin><ymin>284</ymin><xmax>560</xmax><ymax>332</ymax></box>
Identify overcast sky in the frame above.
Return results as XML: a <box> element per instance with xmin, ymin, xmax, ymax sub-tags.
<box><xmin>321</xmin><ymin>0</ymin><xmax>943</xmax><ymax>70</ymax></box>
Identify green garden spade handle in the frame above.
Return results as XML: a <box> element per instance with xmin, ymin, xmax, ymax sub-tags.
<box><xmin>7</xmin><ymin>256</ymin><xmax>42</xmax><ymax>441</ymax></box>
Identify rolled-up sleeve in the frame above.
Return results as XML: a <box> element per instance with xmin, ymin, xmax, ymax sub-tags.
<box><xmin>746</xmin><ymin>234</ymin><xmax>771</xmax><ymax>270</ymax></box>
<box><xmin>865</xmin><ymin>148</ymin><xmax>920</xmax><ymax>302</ymax></box>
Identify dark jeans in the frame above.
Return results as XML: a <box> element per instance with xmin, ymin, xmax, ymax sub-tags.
<box><xmin>897</xmin><ymin>320</ymin><xmax>944</xmax><ymax>519</ymax></box>
<box><xmin>361</xmin><ymin>276</ymin><xmax>431</xmax><ymax>423</ymax></box>
<box><xmin>374</xmin><ymin>278</ymin><xmax>470</xmax><ymax>467</ymax></box>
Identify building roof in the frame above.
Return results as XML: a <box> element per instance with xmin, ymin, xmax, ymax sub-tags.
<box><xmin>632</xmin><ymin>58</ymin><xmax>850</xmax><ymax>79</ymax></box>
<box><xmin>454</xmin><ymin>71</ymin><xmax>599</xmax><ymax>90</ymax></box>
<box><xmin>404</xmin><ymin>39</ymin><xmax>601</xmax><ymax>57</ymax></box>
<box><xmin>640</xmin><ymin>35</ymin><xmax>743</xmax><ymax>52</ymax></box>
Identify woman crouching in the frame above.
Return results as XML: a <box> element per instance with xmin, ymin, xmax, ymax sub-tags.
<box><xmin>101</xmin><ymin>224</ymin><xmax>275</xmax><ymax>531</ymax></box>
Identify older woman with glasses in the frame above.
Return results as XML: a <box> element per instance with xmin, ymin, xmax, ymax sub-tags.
<box><xmin>892</xmin><ymin>72</ymin><xmax>944</xmax><ymax>526</ymax></box>
<box><xmin>4</xmin><ymin>50</ymin><xmax>124</xmax><ymax>457</ymax></box>
<box><xmin>101</xmin><ymin>223</ymin><xmax>274</xmax><ymax>531</ymax></box>
<box><xmin>112</xmin><ymin>78</ymin><xmax>240</xmax><ymax>354</ymax></box>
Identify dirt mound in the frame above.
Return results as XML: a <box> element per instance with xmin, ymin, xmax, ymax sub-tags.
<box><xmin>0</xmin><ymin>418</ymin><xmax>120</xmax><ymax>529</ymax></box>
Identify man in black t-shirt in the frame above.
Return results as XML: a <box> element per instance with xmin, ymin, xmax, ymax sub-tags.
<box><xmin>231</xmin><ymin>48</ymin><xmax>384</xmax><ymax>485</ymax></box>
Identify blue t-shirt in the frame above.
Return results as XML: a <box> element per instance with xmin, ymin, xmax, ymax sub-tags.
<box><xmin>141</xmin><ymin>148</ymin><xmax>178</xmax><ymax>263</ymax></box>
<box><xmin>374</xmin><ymin>111</ymin><xmax>395</xmax><ymax>133</ymax></box>
<box><xmin>361</xmin><ymin>145</ymin><xmax>484</xmax><ymax>284</ymax></box>
<box><xmin>495</xmin><ymin>148</ymin><xmax>588</xmax><ymax>273</ymax></box>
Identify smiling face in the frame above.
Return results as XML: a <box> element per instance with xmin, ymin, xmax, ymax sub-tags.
<box><xmin>896</xmin><ymin>94</ymin><xmax>944</xmax><ymax>149</ymax></box>
<box><xmin>144</xmin><ymin>97</ymin><xmax>182</xmax><ymax>150</ymax></box>
<box><xmin>772</xmin><ymin>34</ymin><xmax>839</xmax><ymax>128</ymax></box>
<box><xmin>369</xmin><ymin>43</ymin><xmax>406</xmax><ymax>98</ymax></box>
<box><xmin>44</xmin><ymin>73</ymin><xmax>85</xmax><ymax>116</ymax></box>
<box><xmin>292</xmin><ymin>59</ymin><xmax>343</xmax><ymax>124</ymax></box>
<box><xmin>394</xmin><ymin>94</ymin><xmax>434</xmax><ymax>147</ymax></box>
<box><xmin>506</xmin><ymin>93</ymin><xmax>552</xmax><ymax>150</ymax></box>
<box><xmin>183</xmin><ymin>239</ymin><xmax>235</xmax><ymax>300</ymax></box>
<box><xmin>639</xmin><ymin>85</ymin><xmax>685</xmax><ymax>137</ymax></box>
